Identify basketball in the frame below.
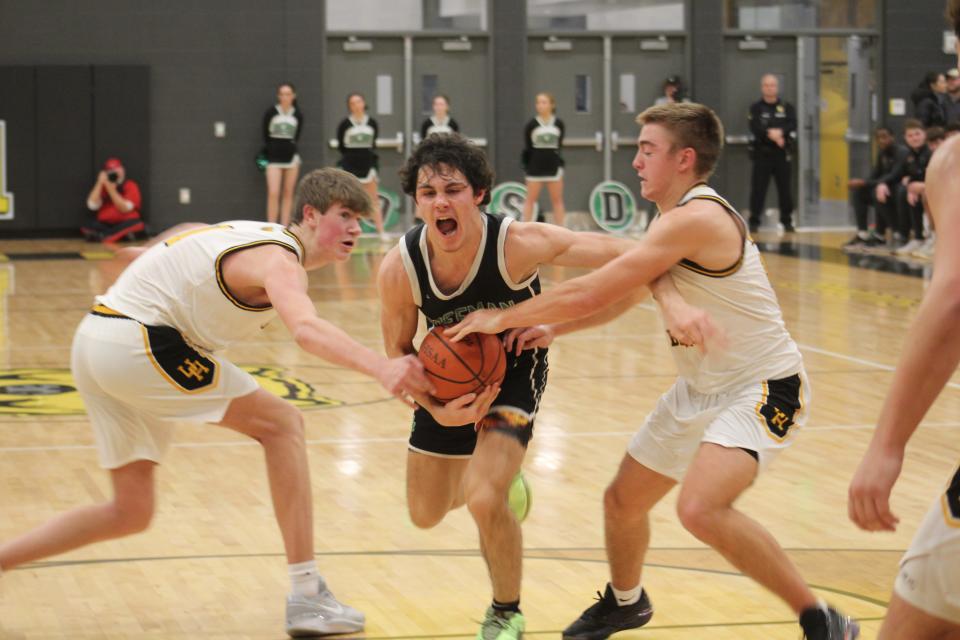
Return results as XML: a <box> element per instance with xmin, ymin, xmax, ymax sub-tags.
<box><xmin>418</xmin><ymin>326</ymin><xmax>507</xmax><ymax>402</ymax></box>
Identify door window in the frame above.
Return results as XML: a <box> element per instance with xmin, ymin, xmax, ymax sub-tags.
<box><xmin>528</xmin><ymin>0</ymin><xmax>684</xmax><ymax>31</ymax></box>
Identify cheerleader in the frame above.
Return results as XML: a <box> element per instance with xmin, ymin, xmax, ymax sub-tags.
<box><xmin>262</xmin><ymin>82</ymin><xmax>303</xmax><ymax>225</ymax></box>
<box><xmin>521</xmin><ymin>92</ymin><xmax>566</xmax><ymax>226</ymax></box>
<box><xmin>419</xmin><ymin>94</ymin><xmax>460</xmax><ymax>140</ymax></box>
<box><xmin>336</xmin><ymin>93</ymin><xmax>384</xmax><ymax>236</ymax></box>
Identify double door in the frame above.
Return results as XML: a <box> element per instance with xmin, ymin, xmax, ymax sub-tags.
<box><xmin>527</xmin><ymin>35</ymin><xmax>686</xmax><ymax>223</ymax></box>
<box><xmin>325</xmin><ymin>35</ymin><xmax>489</xmax><ymax>225</ymax></box>
<box><xmin>718</xmin><ymin>35</ymin><xmax>877</xmax><ymax>228</ymax></box>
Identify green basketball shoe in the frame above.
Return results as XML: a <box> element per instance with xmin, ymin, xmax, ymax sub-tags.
<box><xmin>507</xmin><ymin>472</ymin><xmax>532</xmax><ymax>522</ymax></box>
<box><xmin>477</xmin><ymin>607</ymin><xmax>525</xmax><ymax>640</ymax></box>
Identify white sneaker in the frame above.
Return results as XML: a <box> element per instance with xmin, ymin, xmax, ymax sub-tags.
<box><xmin>894</xmin><ymin>238</ymin><xmax>923</xmax><ymax>255</ymax></box>
<box><xmin>913</xmin><ymin>237</ymin><xmax>935</xmax><ymax>259</ymax></box>
<box><xmin>286</xmin><ymin>589</ymin><xmax>365</xmax><ymax>637</ymax></box>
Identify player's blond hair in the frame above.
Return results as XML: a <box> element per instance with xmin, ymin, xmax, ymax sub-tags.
<box><xmin>636</xmin><ymin>102</ymin><xmax>725</xmax><ymax>178</ymax></box>
<box><xmin>291</xmin><ymin>168</ymin><xmax>375</xmax><ymax>224</ymax></box>
<box><xmin>949</xmin><ymin>0</ymin><xmax>960</xmax><ymax>37</ymax></box>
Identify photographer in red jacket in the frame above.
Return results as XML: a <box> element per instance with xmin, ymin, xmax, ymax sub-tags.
<box><xmin>81</xmin><ymin>157</ymin><xmax>144</xmax><ymax>243</ymax></box>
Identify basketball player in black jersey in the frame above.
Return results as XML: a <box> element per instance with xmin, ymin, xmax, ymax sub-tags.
<box><xmin>378</xmin><ymin>133</ymin><xmax>703</xmax><ymax>640</ymax></box>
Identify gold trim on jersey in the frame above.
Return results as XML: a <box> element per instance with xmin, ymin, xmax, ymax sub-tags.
<box><xmin>676</xmin><ymin>193</ymin><xmax>748</xmax><ymax>278</ymax></box>
<box><xmin>163</xmin><ymin>223</ymin><xmax>233</xmax><ymax>247</ymax></box>
<box><xmin>214</xmin><ymin>240</ymin><xmax>299</xmax><ymax>312</ymax></box>
<box><xmin>283</xmin><ymin>229</ymin><xmax>306</xmax><ymax>264</ymax></box>
<box><xmin>940</xmin><ymin>465</ymin><xmax>960</xmax><ymax>528</ymax></box>
<box><xmin>90</xmin><ymin>303</ymin><xmax>131</xmax><ymax>319</ymax></box>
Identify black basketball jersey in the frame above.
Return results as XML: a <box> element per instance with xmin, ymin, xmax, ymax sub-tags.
<box><xmin>398</xmin><ymin>213</ymin><xmax>541</xmax><ymax>328</ymax></box>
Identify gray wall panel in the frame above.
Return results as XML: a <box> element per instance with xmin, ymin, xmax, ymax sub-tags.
<box><xmin>0</xmin><ymin>66</ymin><xmax>37</xmax><ymax>231</ymax></box>
<box><xmin>883</xmin><ymin>0</ymin><xmax>957</xmax><ymax>133</ymax></box>
<box><xmin>0</xmin><ymin>0</ymin><xmax>326</xmax><ymax>230</ymax></box>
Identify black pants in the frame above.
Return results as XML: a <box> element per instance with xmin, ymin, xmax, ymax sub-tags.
<box><xmin>895</xmin><ymin>183</ymin><xmax>925</xmax><ymax>240</ymax></box>
<box><xmin>851</xmin><ymin>184</ymin><xmax>895</xmax><ymax>235</ymax></box>
<box><xmin>749</xmin><ymin>150</ymin><xmax>793</xmax><ymax>227</ymax></box>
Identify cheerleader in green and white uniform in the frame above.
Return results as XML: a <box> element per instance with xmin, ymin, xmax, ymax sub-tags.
<box><xmin>263</xmin><ymin>82</ymin><xmax>303</xmax><ymax>225</ymax></box>
<box><xmin>521</xmin><ymin>92</ymin><xmax>566</xmax><ymax>226</ymax></box>
<box><xmin>336</xmin><ymin>93</ymin><xmax>384</xmax><ymax>236</ymax></box>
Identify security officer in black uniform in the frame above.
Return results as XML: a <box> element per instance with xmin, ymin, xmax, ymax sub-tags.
<box><xmin>748</xmin><ymin>74</ymin><xmax>797</xmax><ymax>233</ymax></box>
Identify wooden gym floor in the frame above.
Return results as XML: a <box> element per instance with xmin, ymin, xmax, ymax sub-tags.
<box><xmin>0</xmin><ymin>230</ymin><xmax>956</xmax><ymax>639</ymax></box>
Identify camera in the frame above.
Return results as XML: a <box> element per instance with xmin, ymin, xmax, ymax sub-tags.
<box><xmin>107</xmin><ymin>171</ymin><xmax>119</xmax><ymax>183</ymax></box>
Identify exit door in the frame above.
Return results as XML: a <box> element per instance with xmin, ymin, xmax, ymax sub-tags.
<box><xmin>718</xmin><ymin>37</ymin><xmax>797</xmax><ymax>227</ymax></box>
<box><xmin>325</xmin><ymin>37</ymin><xmax>406</xmax><ymax>201</ymax></box>
<box><xmin>527</xmin><ymin>37</ymin><xmax>604</xmax><ymax>219</ymax></box>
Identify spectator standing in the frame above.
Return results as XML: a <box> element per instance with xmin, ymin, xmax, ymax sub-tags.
<box><xmin>945</xmin><ymin>68</ymin><xmax>960</xmax><ymax>123</ymax></box>
<box><xmin>419</xmin><ymin>95</ymin><xmax>460</xmax><ymax>141</ymax></box>
<box><xmin>911</xmin><ymin>71</ymin><xmax>949</xmax><ymax>128</ymax></box>
<box><xmin>262</xmin><ymin>82</ymin><xmax>303</xmax><ymax>226</ymax></box>
<box><xmin>520</xmin><ymin>92</ymin><xmax>566</xmax><ymax>227</ymax></box>
<box><xmin>654</xmin><ymin>76</ymin><xmax>686</xmax><ymax>106</ymax></box>
<box><xmin>748</xmin><ymin>74</ymin><xmax>797</xmax><ymax>232</ymax></box>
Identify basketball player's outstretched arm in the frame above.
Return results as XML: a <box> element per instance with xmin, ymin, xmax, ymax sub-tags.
<box><xmin>448</xmin><ymin>204</ymin><xmax>721</xmax><ymax>340</ymax></box>
<box><xmin>377</xmin><ymin>248</ymin><xmax>499</xmax><ymax>425</ymax></box>
<box><xmin>849</xmin><ymin>135</ymin><xmax>960</xmax><ymax>533</ymax></box>
<box><xmin>253</xmin><ymin>246</ymin><xmax>433</xmax><ymax>404</ymax></box>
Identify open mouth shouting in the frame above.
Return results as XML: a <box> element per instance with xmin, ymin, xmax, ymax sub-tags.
<box><xmin>436</xmin><ymin>217</ymin><xmax>459</xmax><ymax>237</ymax></box>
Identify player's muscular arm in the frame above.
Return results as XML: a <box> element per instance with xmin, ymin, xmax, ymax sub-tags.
<box><xmin>377</xmin><ymin>248</ymin><xmax>420</xmax><ymax>358</ymax></box>
<box><xmin>504</xmin><ymin>221</ymin><xmax>634</xmax><ymax>279</ymax></box>
<box><xmin>449</xmin><ymin>210</ymin><xmax>715</xmax><ymax>338</ymax></box>
<box><xmin>651</xmin><ymin>273</ymin><xmax>724</xmax><ymax>350</ymax></box>
<box><xmin>850</xmin><ymin>137</ymin><xmax>960</xmax><ymax>532</ymax></box>
<box><xmin>260</xmin><ymin>250</ymin><xmax>390</xmax><ymax>377</ymax></box>
<box><xmin>869</xmin><ymin>137</ymin><xmax>960</xmax><ymax>450</ymax></box>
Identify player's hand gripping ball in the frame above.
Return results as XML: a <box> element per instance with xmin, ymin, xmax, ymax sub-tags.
<box><xmin>418</xmin><ymin>326</ymin><xmax>507</xmax><ymax>402</ymax></box>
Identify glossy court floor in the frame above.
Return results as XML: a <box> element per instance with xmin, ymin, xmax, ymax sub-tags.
<box><xmin>0</xmin><ymin>230</ymin><xmax>956</xmax><ymax>639</ymax></box>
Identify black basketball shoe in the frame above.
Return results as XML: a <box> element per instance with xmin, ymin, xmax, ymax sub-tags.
<box><xmin>562</xmin><ymin>584</ymin><xmax>653</xmax><ymax>640</ymax></box>
<box><xmin>801</xmin><ymin>605</ymin><xmax>860</xmax><ymax>640</ymax></box>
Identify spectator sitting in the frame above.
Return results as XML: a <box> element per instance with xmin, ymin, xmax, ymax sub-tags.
<box><xmin>903</xmin><ymin>127</ymin><xmax>946</xmax><ymax>260</ymax></box>
<box><xmin>82</xmin><ymin>158</ymin><xmax>144</xmax><ymax>243</ymax></box>
<box><xmin>946</xmin><ymin>119</ymin><xmax>960</xmax><ymax>138</ymax></box>
<box><xmin>844</xmin><ymin>126</ymin><xmax>908</xmax><ymax>252</ymax></box>
<box><xmin>890</xmin><ymin>120</ymin><xmax>931</xmax><ymax>255</ymax></box>
<box><xmin>910</xmin><ymin>71</ymin><xmax>949</xmax><ymax>128</ymax></box>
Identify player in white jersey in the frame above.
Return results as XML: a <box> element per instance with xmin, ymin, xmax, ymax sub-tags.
<box><xmin>0</xmin><ymin>168</ymin><xmax>433</xmax><ymax>638</ymax></box>
<box><xmin>450</xmin><ymin>103</ymin><xmax>859</xmax><ymax>640</ymax></box>
<box><xmin>848</xmin><ymin>3</ymin><xmax>960</xmax><ymax>637</ymax></box>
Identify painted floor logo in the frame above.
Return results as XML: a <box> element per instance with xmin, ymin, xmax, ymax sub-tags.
<box><xmin>0</xmin><ymin>366</ymin><xmax>340</xmax><ymax>417</ymax></box>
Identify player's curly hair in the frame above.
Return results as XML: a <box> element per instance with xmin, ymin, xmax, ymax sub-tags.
<box><xmin>400</xmin><ymin>133</ymin><xmax>494</xmax><ymax>206</ymax></box>
<box><xmin>949</xmin><ymin>0</ymin><xmax>960</xmax><ymax>37</ymax></box>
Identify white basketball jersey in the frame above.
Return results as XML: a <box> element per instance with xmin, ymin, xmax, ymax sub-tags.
<box><xmin>663</xmin><ymin>184</ymin><xmax>803</xmax><ymax>394</ymax></box>
<box><xmin>97</xmin><ymin>221</ymin><xmax>304</xmax><ymax>352</ymax></box>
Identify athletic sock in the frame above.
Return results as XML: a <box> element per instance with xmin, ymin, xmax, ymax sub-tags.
<box><xmin>611</xmin><ymin>584</ymin><xmax>641</xmax><ymax>606</ymax></box>
<box><xmin>798</xmin><ymin>601</ymin><xmax>830</xmax><ymax>640</ymax></box>
<box><xmin>289</xmin><ymin>560</ymin><xmax>322</xmax><ymax>597</ymax></box>
<box><xmin>492</xmin><ymin>599</ymin><xmax>521</xmax><ymax>614</ymax></box>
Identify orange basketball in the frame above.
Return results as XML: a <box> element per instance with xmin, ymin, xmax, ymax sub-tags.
<box><xmin>418</xmin><ymin>326</ymin><xmax>507</xmax><ymax>402</ymax></box>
